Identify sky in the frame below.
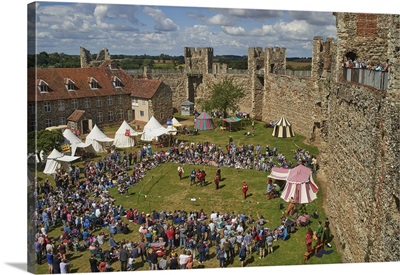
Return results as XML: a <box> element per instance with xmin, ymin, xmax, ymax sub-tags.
<box><xmin>29</xmin><ymin>1</ymin><xmax>339</xmax><ymax>57</ymax></box>
<box><xmin>0</xmin><ymin>1</ymin><xmax>399</xmax><ymax>275</ymax></box>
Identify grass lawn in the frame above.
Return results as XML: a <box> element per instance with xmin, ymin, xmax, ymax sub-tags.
<box><xmin>30</xmin><ymin>120</ymin><xmax>341</xmax><ymax>273</ymax></box>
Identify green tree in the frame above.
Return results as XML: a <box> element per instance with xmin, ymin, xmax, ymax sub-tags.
<box><xmin>28</xmin><ymin>130</ymin><xmax>65</xmax><ymax>162</ymax></box>
<box><xmin>199</xmin><ymin>76</ymin><xmax>245</xmax><ymax>118</ymax></box>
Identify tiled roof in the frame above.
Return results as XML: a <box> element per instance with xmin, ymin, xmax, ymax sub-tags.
<box><xmin>67</xmin><ymin>110</ymin><xmax>85</xmax><ymax>122</ymax></box>
<box><xmin>130</xmin><ymin>79</ymin><xmax>161</xmax><ymax>99</ymax></box>
<box><xmin>28</xmin><ymin>64</ymin><xmax>136</xmax><ymax>102</ymax></box>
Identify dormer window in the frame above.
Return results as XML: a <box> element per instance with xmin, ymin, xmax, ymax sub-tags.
<box><xmin>65</xmin><ymin>78</ymin><xmax>76</xmax><ymax>91</ymax></box>
<box><xmin>112</xmin><ymin>76</ymin><xmax>122</xmax><ymax>88</ymax></box>
<box><xmin>88</xmin><ymin>77</ymin><xmax>99</xmax><ymax>89</ymax></box>
<box><xmin>38</xmin><ymin>79</ymin><xmax>49</xmax><ymax>93</ymax></box>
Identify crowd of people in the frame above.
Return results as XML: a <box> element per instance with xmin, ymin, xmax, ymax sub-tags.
<box><xmin>31</xmin><ymin>139</ymin><xmax>323</xmax><ymax>272</ymax></box>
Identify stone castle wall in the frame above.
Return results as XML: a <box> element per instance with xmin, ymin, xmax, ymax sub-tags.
<box><xmin>321</xmin><ymin>82</ymin><xmax>399</xmax><ymax>262</ymax></box>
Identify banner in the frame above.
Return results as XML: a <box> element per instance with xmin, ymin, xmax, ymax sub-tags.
<box><xmin>61</xmin><ymin>144</ymin><xmax>71</xmax><ymax>153</ymax></box>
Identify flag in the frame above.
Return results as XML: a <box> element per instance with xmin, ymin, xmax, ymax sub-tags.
<box><xmin>61</xmin><ymin>144</ymin><xmax>71</xmax><ymax>153</ymax></box>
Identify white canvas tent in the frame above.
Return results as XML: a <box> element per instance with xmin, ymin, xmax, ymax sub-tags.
<box><xmin>140</xmin><ymin>116</ymin><xmax>169</xmax><ymax>142</ymax></box>
<box><xmin>172</xmin><ymin>117</ymin><xmax>183</xmax><ymax>128</ymax></box>
<box><xmin>43</xmin><ymin>148</ymin><xmax>80</xmax><ymax>175</ymax></box>
<box><xmin>113</xmin><ymin>120</ymin><xmax>140</xmax><ymax>148</ymax></box>
<box><xmin>85</xmin><ymin>124</ymin><xmax>114</xmax><ymax>153</ymax></box>
<box><xmin>63</xmin><ymin>128</ymin><xmax>95</xmax><ymax>156</ymax></box>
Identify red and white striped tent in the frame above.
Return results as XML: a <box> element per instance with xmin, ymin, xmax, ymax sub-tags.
<box><xmin>269</xmin><ymin>164</ymin><xmax>318</xmax><ymax>204</ymax></box>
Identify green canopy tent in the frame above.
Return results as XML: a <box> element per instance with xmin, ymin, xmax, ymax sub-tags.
<box><xmin>223</xmin><ymin>116</ymin><xmax>242</xmax><ymax>131</ymax></box>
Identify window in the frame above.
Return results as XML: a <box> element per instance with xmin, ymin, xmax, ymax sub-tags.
<box><xmin>89</xmin><ymin>77</ymin><xmax>99</xmax><ymax>89</ymax></box>
<box><xmin>28</xmin><ymin>102</ymin><xmax>36</xmax><ymax>114</ymax></box>
<box><xmin>142</xmin><ymin>100</ymin><xmax>146</xmax><ymax>105</ymax></box>
<box><xmin>58</xmin><ymin>100</ymin><xmax>65</xmax><ymax>111</ymax></box>
<box><xmin>84</xmin><ymin>98</ymin><xmax>90</xmax><ymax>109</ymax></box>
<box><xmin>44</xmin><ymin>101</ymin><xmax>51</xmax><ymax>112</ymax></box>
<box><xmin>118</xmin><ymin>95</ymin><xmax>123</xmax><ymax>105</ymax></box>
<box><xmin>45</xmin><ymin>118</ymin><xmax>52</xmax><ymax>128</ymax></box>
<box><xmin>71</xmin><ymin>99</ymin><xmax>78</xmax><ymax>109</ymax></box>
<box><xmin>29</xmin><ymin>120</ymin><xmax>37</xmax><ymax>131</ymax></box>
<box><xmin>108</xmin><ymin>110</ymin><xmax>114</xmax><ymax>122</ymax></box>
<box><xmin>65</xmin><ymin>78</ymin><xmax>76</xmax><ymax>91</ymax></box>
<box><xmin>119</xmin><ymin>109</ymin><xmax>124</xmax><ymax>120</ymax></box>
<box><xmin>38</xmin><ymin>80</ymin><xmax>49</xmax><ymax>93</ymax></box>
<box><xmin>67</xmin><ymin>83</ymin><xmax>75</xmax><ymax>91</ymax></box>
<box><xmin>127</xmin><ymin>110</ymin><xmax>133</xmax><ymax>121</ymax></box>
<box><xmin>59</xmin><ymin>117</ymin><xmax>66</xmax><ymax>125</ymax></box>
<box><xmin>96</xmin><ymin>97</ymin><xmax>102</xmax><ymax>108</ymax></box>
<box><xmin>97</xmin><ymin>112</ymin><xmax>103</xmax><ymax>123</ymax></box>
<box><xmin>107</xmin><ymin>96</ymin><xmax>113</xmax><ymax>106</ymax></box>
<box><xmin>140</xmin><ymin>111</ymin><xmax>144</xmax><ymax>117</ymax></box>
<box><xmin>113</xmin><ymin>76</ymin><xmax>122</xmax><ymax>88</ymax></box>
<box><xmin>132</xmin><ymin>98</ymin><xmax>139</xmax><ymax>106</ymax></box>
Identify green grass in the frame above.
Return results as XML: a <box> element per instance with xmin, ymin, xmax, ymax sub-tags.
<box><xmin>31</xmin><ymin>120</ymin><xmax>340</xmax><ymax>273</ymax></box>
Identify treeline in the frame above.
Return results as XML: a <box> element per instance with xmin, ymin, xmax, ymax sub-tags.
<box><xmin>28</xmin><ymin>52</ymin><xmax>311</xmax><ymax>70</ymax></box>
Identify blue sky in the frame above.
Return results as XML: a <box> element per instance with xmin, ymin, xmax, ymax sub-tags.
<box><xmin>29</xmin><ymin>1</ymin><xmax>340</xmax><ymax>57</ymax></box>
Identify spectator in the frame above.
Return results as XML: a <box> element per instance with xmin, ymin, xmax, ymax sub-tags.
<box><xmin>59</xmin><ymin>259</ymin><xmax>71</xmax><ymax>274</ymax></box>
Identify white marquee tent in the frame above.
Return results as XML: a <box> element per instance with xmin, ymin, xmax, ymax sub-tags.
<box><xmin>113</xmin><ymin>120</ymin><xmax>141</xmax><ymax>148</ymax></box>
<box><xmin>85</xmin><ymin>124</ymin><xmax>114</xmax><ymax>153</ymax></box>
<box><xmin>63</xmin><ymin>128</ymin><xmax>95</xmax><ymax>156</ymax></box>
<box><xmin>140</xmin><ymin>116</ymin><xmax>169</xmax><ymax>142</ymax></box>
<box><xmin>43</xmin><ymin>148</ymin><xmax>80</xmax><ymax>175</ymax></box>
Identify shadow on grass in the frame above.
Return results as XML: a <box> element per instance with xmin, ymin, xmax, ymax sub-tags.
<box><xmin>245</xmin><ymin>255</ymin><xmax>255</xmax><ymax>265</ymax></box>
<box><xmin>217</xmin><ymin>184</ymin><xmax>226</xmax><ymax>189</ymax></box>
<box><xmin>68</xmin><ymin>254</ymin><xmax>83</xmax><ymax>261</ymax></box>
<box><xmin>272</xmin><ymin>244</ymin><xmax>280</xmax><ymax>253</ymax></box>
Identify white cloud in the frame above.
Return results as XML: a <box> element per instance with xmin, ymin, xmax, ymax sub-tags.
<box><xmin>227</xmin><ymin>8</ymin><xmax>283</xmax><ymax>19</ymax></box>
<box><xmin>207</xmin><ymin>14</ymin><xmax>233</xmax><ymax>26</ymax></box>
<box><xmin>143</xmin><ymin>6</ymin><xmax>179</xmax><ymax>32</ymax></box>
<box><xmin>221</xmin><ymin>26</ymin><xmax>246</xmax><ymax>36</ymax></box>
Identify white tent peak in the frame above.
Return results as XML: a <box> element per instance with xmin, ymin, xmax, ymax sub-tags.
<box><xmin>141</xmin><ymin>116</ymin><xmax>169</xmax><ymax>141</ymax></box>
<box><xmin>113</xmin><ymin>120</ymin><xmax>140</xmax><ymax>148</ymax></box>
<box><xmin>172</xmin><ymin>117</ymin><xmax>183</xmax><ymax>127</ymax></box>
<box><xmin>85</xmin><ymin>124</ymin><xmax>114</xmax><ymax>152</ymax></box>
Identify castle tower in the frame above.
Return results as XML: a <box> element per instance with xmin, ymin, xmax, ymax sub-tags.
<box><xmin>247</xmin><ymin>47</ymin><xmax>265</xmax><ymax>120</ymax></box>
<box><xmin>311</xmin><ymin>36</ymin><xmax>336</xmax><ymax>78</ymax></box>
<box><xmin>265</xmin><ymin>47</ymin><xmax>286</xmax><ymax>75</ymax></box>
<box><xmin>184</xmin><ymin>47</ymin><xmax>214</xmax><ymax>74</ymax></box>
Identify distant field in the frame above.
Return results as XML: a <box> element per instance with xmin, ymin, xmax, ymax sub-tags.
<box><xmin>287</xmin><ymin>61</ymin><xmax>312</xmax><ymax>69</ymax></box>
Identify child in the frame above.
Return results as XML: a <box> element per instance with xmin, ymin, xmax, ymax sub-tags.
<box><xmin>128</xmin><ymin>255</ymin><xmax>134</xmax><ymax>271</ymax></box>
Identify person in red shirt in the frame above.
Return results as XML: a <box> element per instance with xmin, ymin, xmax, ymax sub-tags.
<box><xmin>242</xmin><ymin>182</ymin><xmax>248</xmax><ymax>199</ymax></box>
<box><xmin>166</xmin><ymin>226</ymin><xmax>175</xmax><ymax>250</ymax></box>
<box><xmin>178</xmin><ymin>165</ymin><xmax>184</xmax><ymax>180</ymax></box>
<box><xmin>305</xmin><ymin>227</ymin><xmax>313</xmax><ymax>253</ymax></box>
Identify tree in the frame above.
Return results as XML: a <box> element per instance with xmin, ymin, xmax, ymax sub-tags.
<box><xmin>28</xmin><ymin>130</ymin><xmax>65</xmax><ymax>162</ymax></box>
<box><xmin>199</xmin><ymin>77</ymin><xmax>245</xmax><ymax>118</ymax></box>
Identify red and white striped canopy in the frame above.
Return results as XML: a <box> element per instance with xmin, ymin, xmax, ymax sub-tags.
<box><xmin>269</xmin><ymin>164</ymin><xmax>318</xmax><ymax>204</ymax></box>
